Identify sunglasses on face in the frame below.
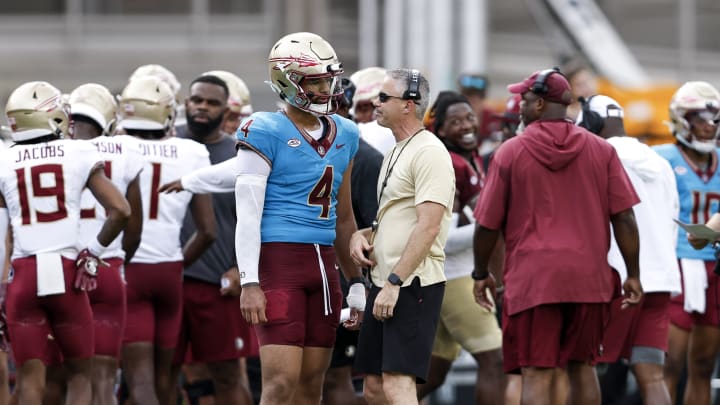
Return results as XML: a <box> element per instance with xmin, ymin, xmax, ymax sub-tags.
<box><xmin>377</xmin><ymin>92</ymin><xmax>405</xmax><ymax>103</ymax></box>
<box><xmin>377</xmin><ymin>92</ymin><xmax>420</xmax><ymax>105</ymax></box>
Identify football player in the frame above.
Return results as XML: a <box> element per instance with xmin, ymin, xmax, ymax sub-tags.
<box><xmin>654</xmin><ymin>81</ymin><xmax>720</xmax><ymax>405</ymax></box>
<box><xmin>0</xmin><ymin>81</ymin><xmax>130</xmax><ymax>405</ymax></box>
<box><xmin>118</xmin><ymin>76</ymin><xmax>216</xmax><ymax>405</ymax></box>
<box><xmin>235</xmin><ymin>31</ymin><xmax>366</xmax><ymax>405</ymax></box>
<box><xmin>70</xmin><ymin>83</ymin><xmax>145</xmax><ymax>405</ymax></box>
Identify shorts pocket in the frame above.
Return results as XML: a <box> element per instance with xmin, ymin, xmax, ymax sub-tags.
<box><xmin>264</xmin><ymin>289</ymin><xmax>290</xmax><ymax>323</ymax></box>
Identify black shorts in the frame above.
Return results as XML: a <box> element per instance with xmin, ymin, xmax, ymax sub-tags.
<box><xmin>354</xmin><ymin>277</ymin><xmax>445</xmax><ymax>383</ymax></box>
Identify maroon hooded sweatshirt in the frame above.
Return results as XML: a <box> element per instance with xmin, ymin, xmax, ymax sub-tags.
<box><xmin>474</xmin><ymin>119</ymin><xmax>639</xmax><ymax>315</ymax></box>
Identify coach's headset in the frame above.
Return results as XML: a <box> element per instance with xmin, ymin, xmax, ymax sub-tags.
<box><xmin>576</xmin><ymin>95</ymin><xmax>606</xmax><ymax>135</ymax></box>
<box><xmin>402</xmin><ymin>69</ymin><xmax>422</xmax><ymax>103</ymax></box>
<box><xmin>530</xmin><ymin>67</ymin><xmax>562</xmax><ymax>96</ymax></box>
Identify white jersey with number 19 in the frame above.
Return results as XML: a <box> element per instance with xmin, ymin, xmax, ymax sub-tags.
<box><xmin>0</xmin><ymin>139</ymin><xmax>103</xmax><ymax>260</ymax></box>
<box><xmin>130</xmin><ymin>137</ymin><xmax>211</xmax><ymax>263</ymax></box>
<box><xmin>78</xmin><ymin>135</ymin><xmax>145</xmax><ymax>260</ymax></box>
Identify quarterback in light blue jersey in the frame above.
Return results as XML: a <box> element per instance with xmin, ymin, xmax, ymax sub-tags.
<box><xmin>156</xmin><ymin>34</ymin><xmax>368</xmax><ymax>404</ymax></box>
<box><xmin>233</xmin><ymin>32</ymin><xmax>366</xmax><ymax>405</ymax></box>
<box><xmin>236</xmin><ymin>110</ymin><xmax>359</xmax><ymax>245</ymax></box>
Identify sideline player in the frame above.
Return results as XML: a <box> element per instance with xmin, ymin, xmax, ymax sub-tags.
<box><xmin>118</xmin><ymin>76</ymin><xmax>216</xmax><ymax>405</ymax></box>
<box><xmin>235</xmin><ymin>32</ymin><xmax>365</xmax><ymax>405</ymax></box>
<box><xmin>417</xmin><ymin>91</ymin><xmax>505</xmax><ymax>404</ymax></box>
<box><xmin>578</xmin><ymin>95</ymin><xmax>679</xmax><ymax>404</ymax></box>
<box><xmin>170</xmin><ymin>74</ymin><xmax>253</xmax><ymax>405</ymax></box>
<box><xmin>654</xmin><ymin>81</ymin><xmax>720</xmax><ymax>405</ymax></box>
<box><xmin>0</xmin><ymin>81</ymin><xmax>131</xmax><ymax>405</ymax></box>
<box><xmin>70</xmin><ymin>83</ymin><xmax>145</xmax><ymax>405</ymax></box>
<box><xmin>160</xmin><ymin>34</ymin><xmax>367</xmax><ymax>405</ymax></box>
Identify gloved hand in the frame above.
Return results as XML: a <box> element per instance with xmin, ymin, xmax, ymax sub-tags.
<box><xmin>74</xmin><ymin>249</ymin><xmax>108</xmax><ymax>292</ymax></box>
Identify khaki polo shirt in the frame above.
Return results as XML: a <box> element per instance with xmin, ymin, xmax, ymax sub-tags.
<box><xmin>369</xmin><ymin>130</ymin><xmax>455</xmax><ymax>287</ymax></box>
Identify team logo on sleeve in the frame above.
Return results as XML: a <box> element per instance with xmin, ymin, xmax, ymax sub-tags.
<box><xmin>287</xmin><ymin>138</ymin><xmax>301</xmax><ymax>147</ymax></box>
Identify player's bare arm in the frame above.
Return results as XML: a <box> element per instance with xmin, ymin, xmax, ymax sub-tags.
<box><xmin>181</xmin><ymin>194</ymin><xmax>217</xmax><ymax>267</ymax></box>
<box><xmin>159</xmin><ymin>157</ymin><xmax>237</xmax><ymax>194</ymax></box>
<box><xmin>334</xmin><ymin>160</ymin><xmax>366</xmax><ymax>329</ymax></box>
<box><xmin>87</xmin><ymin>165</ymin><xmax>131</xmax><ymax>245</ymax></box>
<box><xmin>688</xmin><ymin>212</ymin><xmax>720</xmax><ymax>250</ymax></box>
<box><xmin>121</xmin><ymin>175</ymin><xmax>143</xmax><ymax>263</ymax></box>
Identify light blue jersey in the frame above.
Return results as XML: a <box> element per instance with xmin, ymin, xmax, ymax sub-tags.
<box><xmin>237</xmin><ymin>111</ymin><xmax>359</xmax><ymax>245</ymax></box>
<box><xmin>654</xmin><ymin>144</ymin><xmax>720</xmax><ymax>260</ymax></box>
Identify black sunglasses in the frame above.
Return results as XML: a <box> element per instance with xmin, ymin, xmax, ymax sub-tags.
<box><xmin>377</xmin><ymin>91</ymin><xmax>420</xmax><ymax>105</ymax></box>
<box><xmin>377</xmin><ymin>92</ymin><xmax>404</xmax><ymax>103</ymax></box>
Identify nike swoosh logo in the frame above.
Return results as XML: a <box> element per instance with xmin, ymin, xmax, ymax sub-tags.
<box><xmin>336</xmin><ymin>143</ymin><xmax>345</xmax><ymax>149</ymax></box>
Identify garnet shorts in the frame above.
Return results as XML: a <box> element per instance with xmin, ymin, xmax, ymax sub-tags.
<box><xmin>254</xmin><ymin>243</ymin><xmax>342</xmax><ymax>348</ymax></box>
<box><xmin>173</xmin><ymin>277</ymin><xmax>256</xmax><ymax>365</ymax></box>
<box><xmin>7</xmin><ymin>256</ymin><xmax>94</xmax><ymax>366</ymax></box>
<box><xmin>123</xmin><ymin>261</ymin><xmax>183</xmax><ymax>349</ymax></box>
<box><xmin>502</xmin><ymin>302</ymin><xmax>610</xmax><ymax>373</ymax></box>
<box><xmin>599</xmin><ymin>292</ymin><xmax>670</xmax><ymax>363</ymax></box>
<box><xmin>669</xmin><ymin>260</ymin><xmax>719</xmax><ymax>330</ymax></box>
<box><xmin>88</xmin><ymin>258</ymin><xmax>125</xmax><ymax>358</ymax></box>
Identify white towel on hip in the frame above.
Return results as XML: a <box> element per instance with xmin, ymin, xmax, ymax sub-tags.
<box><xmin>680</xmin><ymin>258</ymin><xmax>708</xmax><ymax>313</ymax></box>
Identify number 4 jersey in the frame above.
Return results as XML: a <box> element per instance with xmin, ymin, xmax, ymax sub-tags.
<box><xmin>0</xmin><ymin>139</ymin><xmax>103</xmax><ymax>260</ymax></box>
<box><xmin>130</xmin><ymin>136</ymin><xmax>211</xmax><ymax>263</ymax></box>
<box><xmin>236</xmin><ymin>111</ymin><xmax>359</xmax><ymax>245</ymax></box>
<box><xmin>78</xmin><ymin>135</ymin><xmax>145</xmax><ymax>260</ymax></box>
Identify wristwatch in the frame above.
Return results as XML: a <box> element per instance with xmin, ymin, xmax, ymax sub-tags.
<box><xmin>471</xmin><ymin>269</ymin><xmax>489</xmax><ymax>281</ymax></box>
<box><xmin>387</xmin><ymin>272</ymin><xmax>404</xmax><ymax>286</ymax></box>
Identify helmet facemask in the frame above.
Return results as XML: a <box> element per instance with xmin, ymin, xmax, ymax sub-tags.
<box><xmin>269</xmin><ymin>65</ymin><xmax>344</xmax><ymax>116</ymax></box>
<box><xmin>673</xmin><ymin>108</ymin><xmax>720</xmax><ymax>154</ymax></box>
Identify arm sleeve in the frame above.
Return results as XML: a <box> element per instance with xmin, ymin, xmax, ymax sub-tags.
<box><xmin>181</xmin><ymin>158</ymin><xmax>238</xmax><ymax>194</ymax></box>
<box><xmin>181</xmin><ymin>150</ymin><xmax>271</xmax><ymax>194</ymax></box>
<box><xmin>234</xmin><ymin>172</ymin><xmax>268</xmax><ymax>286</ymax></box>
